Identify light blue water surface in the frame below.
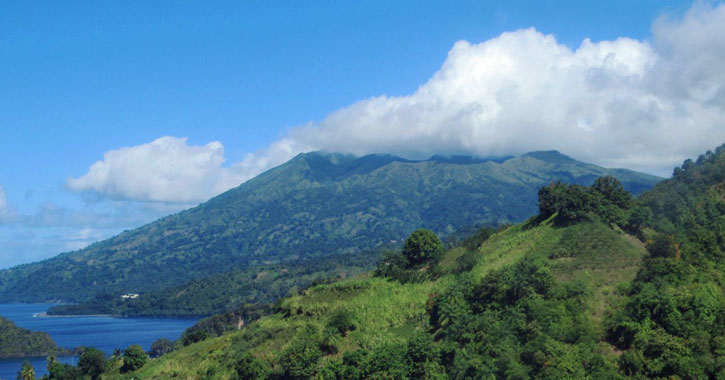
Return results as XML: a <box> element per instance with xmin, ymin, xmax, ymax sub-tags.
<box><xmin>0</xmin><ymin>303</ymin><xmax>198</xmax><ymax>379</ymax></box>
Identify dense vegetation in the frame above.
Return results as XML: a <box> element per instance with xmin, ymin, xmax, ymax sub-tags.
<box><xmin>604</xmin><ymin>145</ymin><xmax>725</xmax><ymax>379</ymax></box>
<box><xmin>0</xmin><ymin>151</ymin><xmax>659</xmax><ymax>312</ymax></box>
<box><xmin>47</xmin><ymin>251</ymin><xmax>373</xmax><ymax>317</ymax></box>
<box><xmin>16</xmin><ymin>144</ymin><xmax>722</xmax><ymax>380</ymax></box>
<box><xmin>63</xmin><ymin>145</ymin><xmax>718</xmax><ymax>380</ymax></box>
<box><xmin>0</xmin><ymin>316</ymin><xmax>66</xmax><ymax>358</ymax></box>
<box><xmin>56</xmin><ymin>179</ymin><xmax>629</xmax><ymax>378</ymax></box>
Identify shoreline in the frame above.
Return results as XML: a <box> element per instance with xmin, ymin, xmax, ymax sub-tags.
<box><xmin>34</xmin><ymin>312</ymin><xmax>114</xmax><ymax>318</ymax></box>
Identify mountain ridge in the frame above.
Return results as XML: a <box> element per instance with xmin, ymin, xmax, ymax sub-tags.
<box><xmin>104</xmin><ymin>144</ymin><xmax>725</xmax><ymax>380</ymax></box>
<box><xmin>0</xmin><ymin>150</ymin><xmax>661</xmax><ymax>305</ymax></box>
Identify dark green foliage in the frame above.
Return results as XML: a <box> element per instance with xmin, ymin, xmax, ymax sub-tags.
<box><xmin>326</xmin><ymin>308</ymin><xmax>356</xmax><ymax>336</ymax></box>
<box><xmin>460</xmin><ymin>226</ymin><xmax>496</xmax><ymax>250</ymax></box>
<box><xmin>375</xmin><ymin>230</ymin><xmax>444</xmax><ymax>283</ymax></box>
<box><xmin>317</xmin><ymin>338</ymin><xmax>445</xmax><ymax>380</ymax></box>
<box><xmin>593</xmin><ymin>175</ymin><xmax>632</xmax><ymax>209</ymax></box>
<box><xmin>182</xmin><ymin>330</ymin><xmax>210</xmax><ymax>346</ymax></box>
<box><xmin>403</xmin><ymin>229</ymin><xmax>443</xmax><ymax>267</ymax></box>
<box><xmin>149</xmin><ymin>338</ymin><xmax>175</xmax><ymax>358</ymax></box>
<box><xmin>0</xmin><ymin>316</ymin><xmax>64</xmax><ymax>358</ymax></box>
<box><xmin>181</xmin><ymin>303</ymin><xmax>273</xmax><ymax>344</ymax></box>
<box><xmin>17</xmin><ymin>361</ymin><xmax>35</xmax><ymax>380</ymax></box>
<box><xmin>624</xmin><ymin>206</ymin><xmax>651</xmax><ymax>235</ymax></box>
<box><xmin>78</xmin><ymin>347</ymin><xmax>106</xmax><ymax>380</ymax></box>
<box><xmin>235</xmin><ymin>352</ymin><xmax>269</xmax><ymax>380</ymax></box>
<box><xmin>374</xmin><ymin>250</ymin><xmax>408</xmax><ymax>279</ymax></box>
<box><xmin>45</xmin><ymin>356</ymin><xmax>82</xmax><ymax>380</ymax></box>
<box><xmin>605</xmin><ymin>144</ymin><xmax>725</xmax><ymax>379</ymax></box>
<box><xmin>646</xmin><ymin>234</ymin><xmax>678</xmax><ymax>258</ymax></box>
<box><xmin>0</xmin><ymin>151</ymin><xmax>660</xmax><ymax>310</ymax></box>
<box><xmin>406</xmin><ymin>333</ymin><xmax>440</xmax><ymax>378</ymax></box>
<box><xmin>275</xmin><ymin>328</ymin><xmax>323</xmax><ymax>380</ymax></box>
<box><xmin>48</xmin><ymin>252</ymin><xmax>370</xmax><ymax>317</ymax></box>
<box><xmin>120</xmin><ymin>344</ymin><xmax>147</xmax><ymax>373</ymax></box>
<box><xmin>538</xmin><ymin>176</ymin><xmax>641</xmax><ymax>229</ymax></box>
<box><xmin>428</xmin><ymin>258</ymin><xmax>616</xmax><ymax>379</ymax></box>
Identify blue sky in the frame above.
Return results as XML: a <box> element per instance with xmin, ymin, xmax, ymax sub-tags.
<box><xmin>1</xmin><ymin>0</ymin><xmax>723</xmax><ymax>268</ymax></box>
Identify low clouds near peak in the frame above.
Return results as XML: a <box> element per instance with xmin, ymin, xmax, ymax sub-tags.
<box><xmin>279</xmin><ymin>3</ymin><xmax>725</xmax><ymax>176</ymax></box>
<box><xmin>70</xmin><ymin>3</ymin><xmax>725</xmax><ymax>204</ymax></box>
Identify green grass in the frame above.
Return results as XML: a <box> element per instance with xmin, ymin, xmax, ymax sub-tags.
<box><xmin>113</xmin><ymin>215</ymin><xmax>647</xmax><ymax>379</ymax></box>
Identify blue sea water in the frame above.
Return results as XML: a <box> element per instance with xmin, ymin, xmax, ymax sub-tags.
<box><xmin>0</xmin><ymin>303</ymin><xmax>198</xmax><ymax>380</ymax></box>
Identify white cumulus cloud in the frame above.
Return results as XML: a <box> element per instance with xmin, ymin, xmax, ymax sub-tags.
<box><xmin>69</xmin><ymin>3</ymin><xmax>725</xmax><ymax>204</ymax></box>
<box><xmin>67</xmin><ymin>136</ymin><xmax>237</xmax><ymax>203</ymax></box>
<box><xmin>238</xmin><ymin>2</ymin><xmax>725</xmax><ymax>178</ymax></box>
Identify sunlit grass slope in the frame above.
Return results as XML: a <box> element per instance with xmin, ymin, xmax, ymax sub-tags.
<box><xmin>113</xmin><ymin>215</ymin><xmax>646</xmax><ymax>380</ymax></box>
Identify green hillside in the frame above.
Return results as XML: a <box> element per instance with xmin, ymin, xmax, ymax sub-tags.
<box><xmin>97</xmin><ymin>144</ymin><xmax>724</xmax><ymax>379</ymax></box>
<box><xmin>111</xmin><ymin>213</ymin><xmax>647</xmax><ymax>379</ymax></box>
<box><xmin>0</xmin><ymin>151</ymin><xmax>660</xmax><ymax>308</ymax></box>
<box><xmin>0</xmin><ymin>316</ymin><xmax>65</xmax><ymax>358</ymax></box>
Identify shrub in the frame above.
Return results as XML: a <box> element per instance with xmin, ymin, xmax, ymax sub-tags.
<box><xmin>235</xmin><ymin>352</ymin><xmax>269</xmax><ymax>380</ymax></box>
<box><xmin>327</xmin><ymin>308</ymin><xmax>356</xmax><ymax>336</ymax></box>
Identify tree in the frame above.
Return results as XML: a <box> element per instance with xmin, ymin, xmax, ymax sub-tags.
<box><xmin>121</xmin><ymin>344</ymin><xmax>147</xmax><ymax>373</ymax></box>
<box><xmin>277</xmin><ymin>329</ymin><xmax>322</xmax><ymax>380</ymax></box>
<box><xmin>150</xmin><ymin>338</ymin><xmax>174</xmax><ymax>358</ymax></box>
<box><xmin>403</xmin><ymin>229</ymin><xmax>443</xmax><ymax>268</ymax></box>
<box><xmin>647</xmin><ymin>234</ymin><xmax>678</xmax><ymax>259</ymax></box>
<box><xmin>593</xmin><ymin>176</ymin><xmax>631</xmax><ymax>208</ymax></box>
<box><xmin>17</xmin><ymin>361</ymin><xmax>35</xmax><ymax>380</ymax></box>
<box><xmin>46</xmin><ymin>356</ymin><xmax>82</xmax><ymax>380</ymax></box>
<box><xmin>235</xmin><ymin>352</ymin><xmax>269</xmax><ymax>380</ymax></box>
<box><xmin>78</xmin><ymin>347</ymin><xmax>106</xmax><ymax>380</ymax></box>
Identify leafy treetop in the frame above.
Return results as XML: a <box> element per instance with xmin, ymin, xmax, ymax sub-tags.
<box><xmin>403</xmin><ymin>229</ymin><xmax>443</xmax><ymax>268</ymax></box>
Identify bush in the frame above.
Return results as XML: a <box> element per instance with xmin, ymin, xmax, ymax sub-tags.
<box><xmin>647</xmin><ymin>234</ymin><xmax>678</xmax><ymax>258</ymax></box>
<box><xmin>327</xmin><ymin>309</ymin><xmax>356</xmax><ymax>336</ymax></box>
<box><xmin>121</xmin><ymin>344</ymin><xmax>147</xmax><ymax>373</ymax></box>
<box><xmin>277</xmin><ymin>330</ymin><xmax>322</xmax><ymax>380</ymax></box>
<box><xmin>235</xmin><ymin>352</ymin><xmax>268</xmax><ymax>380</ymax></box>
<box><xmin>150</xmin><ymin>338</ymin><xmax>175</xmax><ymax>358</ymax></box>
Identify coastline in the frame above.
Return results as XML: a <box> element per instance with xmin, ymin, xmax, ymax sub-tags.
<box><xmin>34</xmin><ymin>312</ymin><xmax>114</xmax><ymax>318</ymax></box>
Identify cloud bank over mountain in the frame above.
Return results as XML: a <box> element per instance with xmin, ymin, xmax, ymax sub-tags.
<box><xmin>70</xmin><ymin>3</ymin><xmax>725</xmax><ymax>203</ymax></box>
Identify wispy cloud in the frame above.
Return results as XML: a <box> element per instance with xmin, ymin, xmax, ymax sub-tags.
<box><xmin>0</xmin><ymin>185</ymin><xmax>18</xmax><ymax>223</ymax></box>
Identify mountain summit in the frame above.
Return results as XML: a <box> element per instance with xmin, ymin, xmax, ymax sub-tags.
<box><xmin>0</xmin><ymin>151</ymin><xmax>661</xmax><ymax>304</ymax></box>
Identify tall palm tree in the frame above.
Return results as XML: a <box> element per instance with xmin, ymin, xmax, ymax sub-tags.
<box><xmin>18</xmin><ymin>361</ymin><xmax>35</xmax><ymax>380</ymax></box>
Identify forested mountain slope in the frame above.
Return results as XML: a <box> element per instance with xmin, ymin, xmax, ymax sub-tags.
<box><xmin>114</xmin><ymin>189</ymin><xmax>650</xmax><ymax>379</ymax></box>
<box><xmin>105</xmin><ymin>145</ymin><xmax>725</xmax><ymax>380</ymax></box>
<box><xmin>0</xmin><ymin>316</ymin><xmax>65</xmax><ymax>358</ymax></box>
<box><xmin>0</xmin><ymin>151</ymin><xmax>660</xmax><ymax>304</ymax></box>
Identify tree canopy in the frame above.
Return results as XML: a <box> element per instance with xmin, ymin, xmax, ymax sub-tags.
<box><xmin>403</xmin><ymin>229</ymin><xmax>443</xmax><ymax>268</ymax></box>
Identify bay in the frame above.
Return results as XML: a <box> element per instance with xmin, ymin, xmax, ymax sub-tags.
<box><xmin>0</xmin><ymin>303</ymin><xmax>198</xmax><ymax>379</ymax></box>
